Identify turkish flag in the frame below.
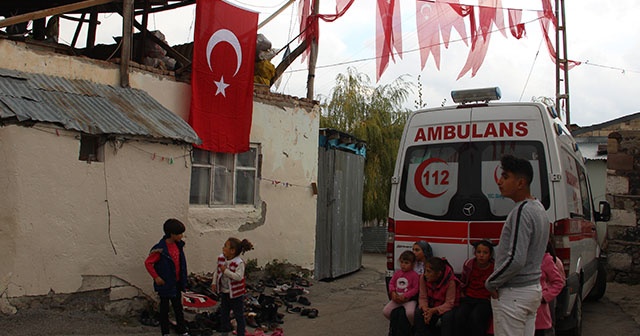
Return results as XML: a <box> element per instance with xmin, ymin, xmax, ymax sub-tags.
<box><xmin>189</xmin><ymin>0</ymin><xmax>258</xmax><ymax>153</ymax></box>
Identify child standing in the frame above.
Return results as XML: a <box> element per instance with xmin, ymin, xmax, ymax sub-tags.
<box><xmin>383</xmin><ymin>251</ymin><xmax>420</xmax><ymax>325</ymax></box>
<box><xmin>211</xmin><ymin>238</ymin><xmax>254</xmax><ymax>336</ymax></box>
<box><xmin>144</xmin><ymin>218</ymin><xmax>190</xmax><ymax>336</ymax></box>
<box><xmin>454</xmin><ymin>240</ymin><xmax>495</xmax><ymax>336</ymax></box>
<box><xmin>535</xmin><ymin>242</ymin><xmax>565</xmax><ymax>336</ymax></box>
<box><xmin>414</xmin><ymin>257</ymin><xmax>459</xmax><ymax>336</ymax></box>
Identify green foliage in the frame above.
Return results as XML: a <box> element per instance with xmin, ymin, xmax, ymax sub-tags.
<box><xmin>320</xmin><ymin>67</ymin><xmax>414</xmax><ymax>223</ymax></box>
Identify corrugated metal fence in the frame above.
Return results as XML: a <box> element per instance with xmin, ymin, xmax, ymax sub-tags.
<box><xmin>362</xmin><ymin>226</ymin><xmax>387</xmax><ymax>253</ymax></box>
<box><xmin>315</xmin><ymin>147</ymin><xmax>364</xmax><ymax>280</ymax></box>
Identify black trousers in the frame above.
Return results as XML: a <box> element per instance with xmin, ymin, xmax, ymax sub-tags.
<box><xmin>159</xmin><ymin>293</ymin><xmax>186</xmax><ymax>335</ymax></box>
<box><xmin>413</xmin><ymin>307</ymin><xmax>454</xmax><ymax>336</ymax></box>
<box><xmin>220</xmin><ymin>292</ymin><xmax>246</xmax><ymax>336</ymax></box>
<box><xmin>453</xmin><ymin>297</ymin><xmax>492</xmax><ymax>336</ymax></box>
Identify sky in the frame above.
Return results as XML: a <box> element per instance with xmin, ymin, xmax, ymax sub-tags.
<box><xmin>57</xmin><ymin>0</ymin><xmax>640</xmax><ymax>127</ymax></box>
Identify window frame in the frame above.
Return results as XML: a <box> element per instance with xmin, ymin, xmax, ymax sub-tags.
<box><xmin>189</xmin><ymin>144</ymin><xmax>261</xmax><ymax>208</ymax></box>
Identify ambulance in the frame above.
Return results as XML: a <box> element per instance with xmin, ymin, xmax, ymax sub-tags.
<box><xmin>386</xmin><ymin>87</ymin><xmax>610</xmax><ymax>335</ymax></box>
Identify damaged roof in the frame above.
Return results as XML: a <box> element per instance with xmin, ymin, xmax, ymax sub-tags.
<box><xmin>0</xmin><ymin>67</ymin><xmax>200</xmax><ymax>144</ymax></box>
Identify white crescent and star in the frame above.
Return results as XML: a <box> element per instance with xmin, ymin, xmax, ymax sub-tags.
<box><xmin>205</xmin><ymin>29</ymin><xmax>243</xmax><ymax>97</ymax></box>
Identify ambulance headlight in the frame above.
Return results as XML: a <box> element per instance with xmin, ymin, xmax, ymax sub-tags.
<box><xmin>451</xmin><ymin>87</ymin><xmax>502</xmax><ymax>104</ymax></box>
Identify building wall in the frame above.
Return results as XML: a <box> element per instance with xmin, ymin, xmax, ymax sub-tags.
<box><xmin>605</xmin><ymin>131</ymin><xmax>640</xmax><ymax>284</ymax></box>
<box><xmin>0</xmin><ymin>39</ymin><xmax>319</xmax><ymax>297</ymax></box>
<box><xmin>0</xmin><ymin>125</ymin><xmax>190</xmax><ymax>296</ymax></box>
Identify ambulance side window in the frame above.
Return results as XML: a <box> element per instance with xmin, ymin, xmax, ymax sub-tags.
<box><xmin>577</xmin><ymin>163</ymin><xmax>592</xmax><ymax>220</ymax></box>
<box><xmin>561</xmin><ymin>151</ymin><xmax>582</xmax><ymax>216</ymax></box>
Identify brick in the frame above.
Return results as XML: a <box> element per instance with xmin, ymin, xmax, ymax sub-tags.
<box><xmin>607</xmin><ymin>175</ymin><xmax>629</xmax><ymax>195</ymax></box>
<box><xmin>608</xmin><ymin>153</ymin><xmax>634</xmax><ymax>170</ymax></box>
<box><xmin>608</xmin><ymin>137</ymin><xmax>619</xmax><ymax>154</ymax></box>
<box><xmin>609</xmin><ymin>209</ymin><xmax>637</xmax><ymax>227</ymax></box>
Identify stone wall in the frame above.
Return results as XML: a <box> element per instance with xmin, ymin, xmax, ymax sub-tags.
<box><xmin>606</xmin><ymin>130</ymin><xmax>640</xmax><ymax>284</ymax></box>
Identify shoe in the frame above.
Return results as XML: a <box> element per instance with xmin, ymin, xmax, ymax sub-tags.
<box><xmin>297</xmin><ymin>296</ymin><xmax>311</xmax><ymax>306</ymax></box>
<box><xmin>307</xmin><ymin>308</ymin><xmax>318</xmax><ymax>318</ymax></box>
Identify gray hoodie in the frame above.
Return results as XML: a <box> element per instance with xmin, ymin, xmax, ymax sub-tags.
<box><xmin>485</xmin><ymin>199</ymin><xmax>550</xmax><ymax>291</ymax></box>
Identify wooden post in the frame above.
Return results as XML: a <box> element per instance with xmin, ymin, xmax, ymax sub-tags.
<box><xmin>137</xmin><ymin>0</ymin><xmax>151</xmax><ymax>63</ymax></box>
<box><xmin>306</xmin><ymin>0</ymin><xmax>319</xmax><ymax>100</ymax></box>
<box><xmin>120</xmin><ymin>0</ymin><xmax>133</xmax><ymax>88</ymax></box>
<box><xmin>87</xmin><ymin>8</ymin><xmax>98</xmax><ymax>48</ymax></box>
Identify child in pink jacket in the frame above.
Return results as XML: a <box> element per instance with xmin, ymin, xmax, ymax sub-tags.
<box><xmin>535</xmin><ymin>242</ymin><xmax>566</xmax><ymax>335</ymax></box>
<box><xmin>383</xmin><ymin>250</ymin><xmax>420</xmax><ymax>325</ymax></box>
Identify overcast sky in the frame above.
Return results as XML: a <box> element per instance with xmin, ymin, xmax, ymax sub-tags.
<box><xmin>59</xmin><ymin>0</ymin><xmax>640</xmax><ymax>127</ymax></box>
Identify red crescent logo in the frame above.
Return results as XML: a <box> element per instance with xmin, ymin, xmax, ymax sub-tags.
<box><xmin>414</xmin><ymin>158</ymin><xmax>447</xmax><ymax>198</ymax></box>
<box><xmin>494</xmin><ymin>165</ymin><xmax>501</xmax><ymax>185</ymax></box>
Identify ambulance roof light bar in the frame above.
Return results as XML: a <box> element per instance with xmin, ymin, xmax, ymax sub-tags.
<box><xmin>451</xmin><ymin>87</ymin><xmax>502</xmax><ymax>104</ymax></box>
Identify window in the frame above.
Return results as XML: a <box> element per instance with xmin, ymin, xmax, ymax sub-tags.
<box><xmin>399</xmin><ymin>140</ymin><xmax>549</xmax><ymax>220</ymax></box>
<box><xmin>79</xmin><ymin>134</ymin><xmax>104</xmax><ymax>162</ymax></box>
<box><xmin>189</xmin><ymin>145</ymin><xmax>261</xmax><ymax>206</ymax></box>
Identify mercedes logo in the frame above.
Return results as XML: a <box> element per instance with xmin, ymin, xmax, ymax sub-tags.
<box><xmin>462</xmin><ymin>203</ymin><xmax>476</xmax><ymax>217</ymax></box>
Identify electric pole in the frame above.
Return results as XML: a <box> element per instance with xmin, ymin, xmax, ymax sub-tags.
<box><xmin>555</xmin><ymin>0</ymin><xmax>571</xmax><ymax>127</ymax></box>
<box><xmin>306</xmin><ymin>0</ymin><xmax>319</xmax><ymax>100</ymax></box>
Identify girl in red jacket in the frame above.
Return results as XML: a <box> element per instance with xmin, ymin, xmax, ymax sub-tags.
<box><xmin>414</xmin><ymin>257</ymin><xmax>459</xmax><ymax>336</ymax></box>
<box><xmin>454</xmin><ymin>240</ymin><xmax>495</xmax><ymax>336</ymax></box>
<box><xmin>211</xmin><ymin>237</ymin><xmax>254</xmax><ymax>336</ymax></box>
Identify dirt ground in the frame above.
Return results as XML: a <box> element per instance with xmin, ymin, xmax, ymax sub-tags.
<box><xmin>0</xmin><ymin>253</ymin><xmax>638</xmax><ymax>336</ymax></box>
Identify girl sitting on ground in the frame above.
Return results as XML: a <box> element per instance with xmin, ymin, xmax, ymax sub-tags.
<box><xmin>414</xmin><ymin>257</ymin><xmax>459</xmax><ymax>336</ymax></box>
<box><xmin>383</xmin><ymin>250</ymin><xmax>420</xmax><ymax>326</ymax></box>
<box><xmin>454</xmin><ymin>240</ymin><xmax>495</xmax><ymax>336</ymax></box>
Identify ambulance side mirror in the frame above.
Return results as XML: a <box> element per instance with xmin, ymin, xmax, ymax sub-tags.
<box><xmin>595</xmin><ymin>201</ymin><xmax>611</xmax><ymax>222</ymax></box>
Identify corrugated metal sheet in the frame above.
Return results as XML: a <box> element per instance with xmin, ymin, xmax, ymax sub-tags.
<box><xmin>315</xmin><ymin>146</ymin><xmax>364</xmax><ymax>280</ymax></box>
<box><xmin>0</xmin><ymin>67</ymin><xmax>199</xmax><ymax>144</ymax></box>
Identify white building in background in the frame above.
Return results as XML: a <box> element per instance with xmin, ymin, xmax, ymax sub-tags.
<box><xmin>0</xmin><ymin>39</ymin><xmax>319</xmax><ymax>302</ymax></box>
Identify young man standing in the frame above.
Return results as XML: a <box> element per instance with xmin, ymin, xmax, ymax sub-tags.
<box><xmin>485</xmin><ymin>154</ymin><xmax>550</xmax><ymax>336</ymax></box>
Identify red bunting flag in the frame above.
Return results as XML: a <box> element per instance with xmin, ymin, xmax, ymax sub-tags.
<box><xmin>376</xmin><ymin>0</ymin><xmax>403</xmax><ymax>81</ymax></box>
<box><xmin>189</xmin><ymin>0</ymin><xmax>258</xmax><ymax>153</ymax></box>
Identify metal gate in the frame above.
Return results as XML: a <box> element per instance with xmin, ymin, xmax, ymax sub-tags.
<box><xmin>315</xmin><ymin>141</ymin><xmax>365</xmax><ymax>280</ymax></box>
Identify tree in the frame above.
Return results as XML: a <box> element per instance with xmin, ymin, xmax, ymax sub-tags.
<box><xmin>320</xmin><ymin>67</ymin><xmax>413</xmax><ymax>224</ymax></box>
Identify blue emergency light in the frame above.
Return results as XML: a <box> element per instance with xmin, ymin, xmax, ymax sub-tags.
<box><xmin>451</xmin><ymin>87</ymin><xmax>501</xmax><ymax>104</ymax></box>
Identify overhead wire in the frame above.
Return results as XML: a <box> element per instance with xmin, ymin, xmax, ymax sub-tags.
<box><xmin>519</xmin><ymin>36</ymin><xmax>544</xmax><ymax>101</ymax></box>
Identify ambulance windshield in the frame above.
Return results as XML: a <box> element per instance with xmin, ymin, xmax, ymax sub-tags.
<box><xmin>399</xmin><ymin>140</ymin><xmax>549</xmax><ymax>220</ymax></box>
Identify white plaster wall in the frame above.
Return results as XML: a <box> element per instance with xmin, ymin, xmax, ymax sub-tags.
<box><xmin>1</xmin><ymin>39</ymin><xmax>320</xmax><ymax>296</ymax></box>
<box><xmin>187</xmin><ymin>101</ymin><xmax>320</xmax><ymax>272</ymax></box>
<box><xmin>0</xmin><ymin>125</ymin><xmax>190</xmax><ymax>297</ymax></box>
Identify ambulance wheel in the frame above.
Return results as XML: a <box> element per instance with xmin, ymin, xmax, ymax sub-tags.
<box><xmin>567</xmin><ymin>286</ymin><xmax>583</xmax><ymax>336</ymax></box>
<box><xmin>587</xmin><ymin>261</ymin><xmax>607</xmax><ymax>301</ymax></box>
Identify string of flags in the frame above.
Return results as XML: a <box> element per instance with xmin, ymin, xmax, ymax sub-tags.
<box><xmin>260</xmin><ymin>177</ymin><xmax>311</xmax><ymax>189</ymax></box>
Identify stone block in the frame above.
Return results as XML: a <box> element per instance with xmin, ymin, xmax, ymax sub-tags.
<box><xmin>110</xmin><ymin>286</ymin><xmax>140</xmax><ymax>301</ymax></box>
<box><xmin>0</xmin><ymin>294</ymin><xmax>17</xmax><ymax>315</ymax></box>
<box><xmin>110</xmin><ymin>276</ymin><xmax>130</xmax><ymax>288</ymax></box>
<box><xmin>608</xmin><ymin>153</ymin><xmax>634</xmax><ymax>171</ymax></box>
<box><xmin>609</xmin><ymin>209</ymin><xmax>637</xmax><ymax>227</ymax></box>
<box><xmin>607</xmin><ymin>175</ymin><xmax>629</xmax><ymax>195</ymax></box>
<box><xmin>607</xmin><ymin>137</ymin><xmax>619</xmax><ymax>154</ymax></box>
<box><xmin>608</xmin><ymin>252</ymin><xmax>633</xmax><ymax>271</ymax></box>
<box><xmin>78</xmin><ymin>275</ymin><xmax>111</xmax><ymax>292</ymax></box>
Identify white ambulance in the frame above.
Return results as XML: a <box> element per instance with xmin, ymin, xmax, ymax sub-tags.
<box><xmin>386</xmin><ymin>87</ymin><xmax>611</xmax><ymax>335</ymax></box>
